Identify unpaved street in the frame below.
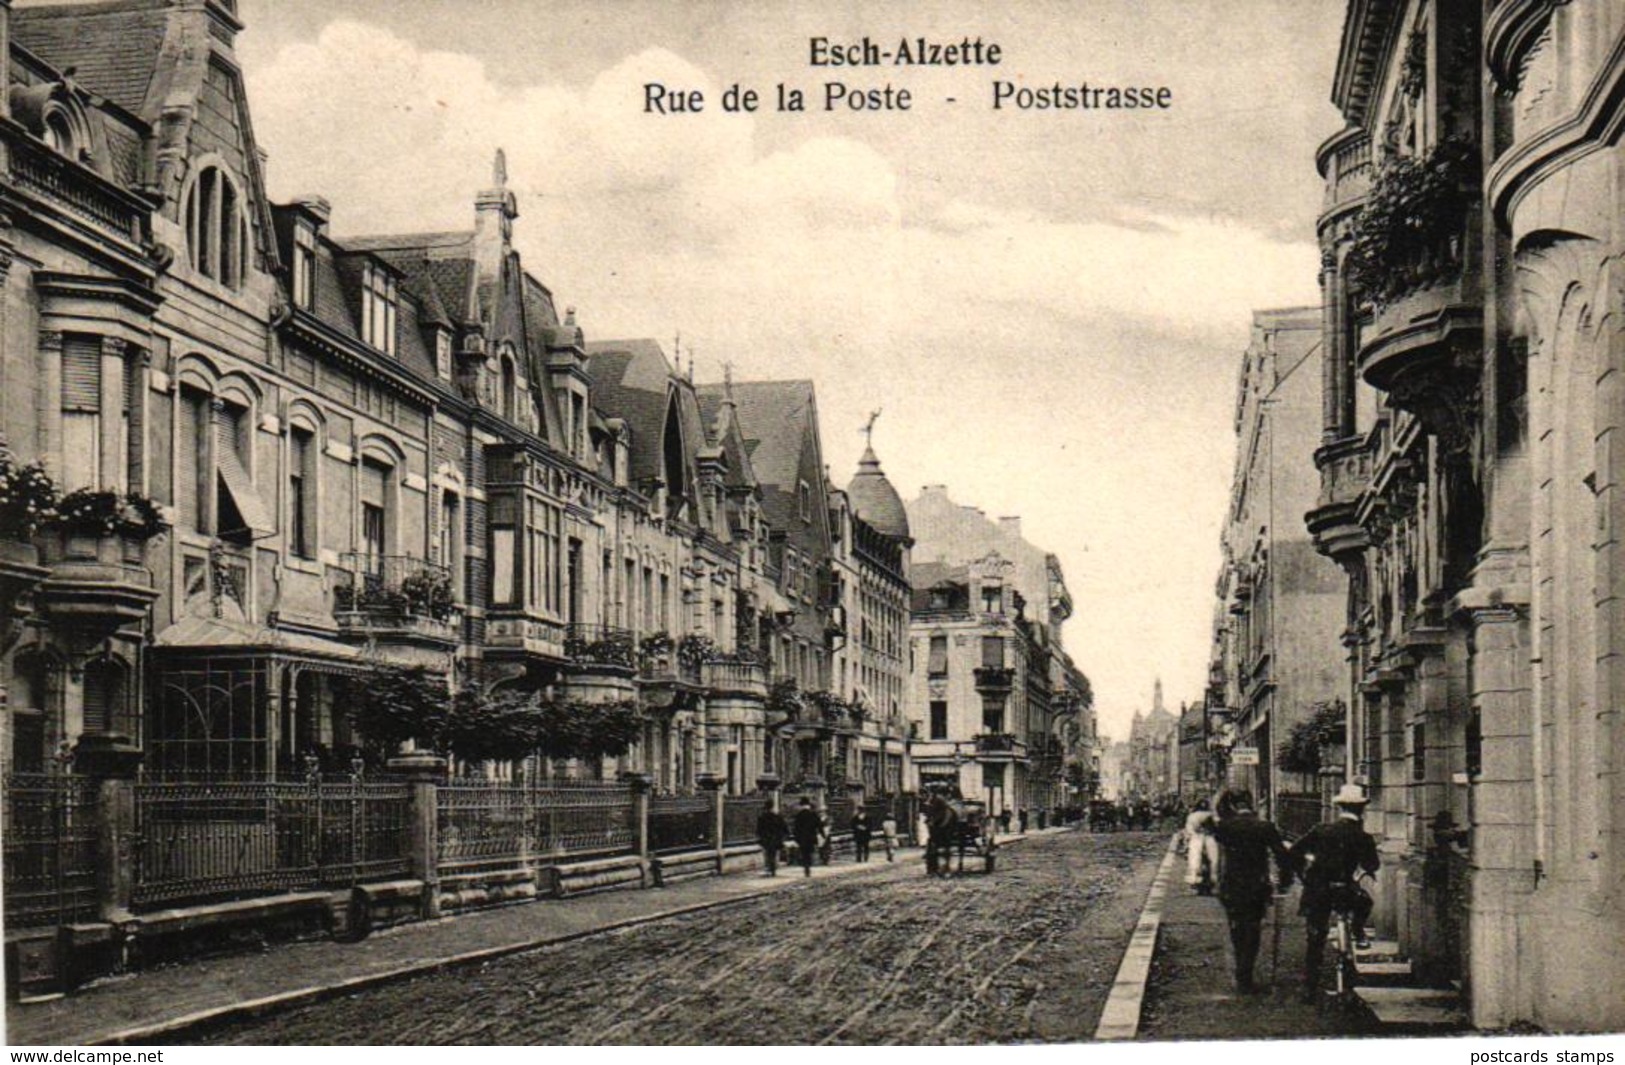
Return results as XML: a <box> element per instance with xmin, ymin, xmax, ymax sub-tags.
<box><xmin>190</xmin><ymin>831</ymin><xmax>1168</xmax><ymax>1045</ymax></box>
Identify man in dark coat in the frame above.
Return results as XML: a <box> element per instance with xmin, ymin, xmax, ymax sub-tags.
<box><xmin>1210</xmin><ymin>788</ymin><xmax>1293</xmax><ymax>993</ymax></box>
<box><xmin>851</xmin><ymin>809</ymin><xmax>873</xmax><ymax>863</ymax></box>
<box><xmin>1288</xmin><ymin>784</ymin><xmax>1380</xmax><ymax>1002</ymax></box>
<box><xmin>924</xmin><ymin>794</ymin><xmax>958</xmax><ymax>876</ymax></box>
<box><xmin>791</xmin><ymin>798</ymin><xmax>822</xmax><ymax>878</ymax></box>
<box><xmin>756</xmin><ymin>803</ymin><xmax>789</xmax><ymax>877</ymax></box>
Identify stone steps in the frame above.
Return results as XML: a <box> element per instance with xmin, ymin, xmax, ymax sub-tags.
<box><xmin>1354</xmin><ymin>987</ymin><xmax>1467</xmax><ymax>1031</ymax></box>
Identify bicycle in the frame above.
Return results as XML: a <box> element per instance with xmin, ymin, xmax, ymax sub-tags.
<box><xmin>1328</xmin><ymin>871</ymin><xmax>1376</xmax><ymax>1001</ymax></box>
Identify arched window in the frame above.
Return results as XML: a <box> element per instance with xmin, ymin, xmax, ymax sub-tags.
<box><xmin>185</xmin><ymin>165</ymin><xmax>250</xmax><ymax>288</ymax></box>
<box><xmin>43</xmin><ymin>110</ymin><xmax>75</xmax><ymax>155</ymax></box>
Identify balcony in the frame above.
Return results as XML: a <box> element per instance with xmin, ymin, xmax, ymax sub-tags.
<box><xmin>702</xmin><ymin>658</ymin><xmax>768</xmax><ymax>699</ymax></box>
<box><xmin>1306</xmin><ymin>435</ymin><xmax>1374</xmax><ymax>563</ymax></box>
<box><xmin>334</xmin><ymin>554</ymin><xmax>458</xmax><ymax>650</ymax></box>
<box><xmin>973</xmin><ymin>666</ymin><xmax>1015</xmax><ymax>693</ymax></box>
<box><xmin>1316</xmin><ymin>127</ymin><xmax>1372</xmax><ymax>231</ymax></box>
<box><xmin>562</xmin><ymin>623</ymin><xmax>637</xmax><ymax>674</ymax></box>
<box><xmin>974</xmin><ymin>732</ymin><xmax>1028</xmax><ymax>762</ymax></box>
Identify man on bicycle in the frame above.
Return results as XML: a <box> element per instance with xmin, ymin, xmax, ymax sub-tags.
<box><xmin>1289</xmin><ymin>783</ymin><xmax>1380</xmax><ymax>1003</ymax></box>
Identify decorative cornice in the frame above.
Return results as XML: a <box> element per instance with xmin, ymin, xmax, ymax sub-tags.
<box><xmin>1487</xmin><ymin>27</ymin><xmax>1625</xmax><ymax>230</ymax></box>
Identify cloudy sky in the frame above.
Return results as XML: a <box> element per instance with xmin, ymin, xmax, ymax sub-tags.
<box><xmin>235</xmin><ymin>0</ymin><xmax>1345</xmax><ymax>742</ymax></box>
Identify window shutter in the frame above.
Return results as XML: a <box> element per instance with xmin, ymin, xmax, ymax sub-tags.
<box><xmin>360</xmin><ymin>460</ymin><xmax>388</xmax><ymax>508</ymax></box>
<box><xmin>61</xmin><ymin>335</ymin><xmax>102</xmax><ymax>411</ymax></box>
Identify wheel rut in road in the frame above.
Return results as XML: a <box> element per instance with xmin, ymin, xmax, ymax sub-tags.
<box><xmin>192</xmin><ymin>831</ymin><xmax>1169</xmax><ymax>1045</ymax></box>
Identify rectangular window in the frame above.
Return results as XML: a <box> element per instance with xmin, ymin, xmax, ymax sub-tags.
<box><xmin>491</xmin><ymin>527</ymin><xmax>516</xmax><ymax>605</ymax></box>
<box><xmin>61</xmin><ymin>335</ymin><xmax>102</xmax><ymax>490</ymax></box>
<box><xmin>360</xmin><ymin>459</ymin><xmax>388</xmax><ymax>570</ymax></box>
<box><xmin>642</xmin><ymin>566</ymin><xmax>654</xmax><ymax>632</ymax></box>
<box><xmin>177</xmin><ymin>388</ymin><xmax>207</xmax><ymax>531</ymax></box>
<box><xmin>981</xmin><ymin>584</ymin><xmax>1003</xmax><ymax>614</ymax></box>
<box><xmin>799</xmin><ymin>480</ymin><xmax>811</xmax><ymax>522</ymax></box>
<box><xmin>361</xmin><ymin>263</ymin><xmax>398</xmax><ymax>355</ymax></box>
<box><xmin>289</xmin><ymin>427</ymin><xmax>315</xmax><ymax>559</ymax></box>
<box><xmin>292</xmin><ymin>224</ymin><xmax>316</xmax><ymax>311</ymax></box>
<box><xmin>928</xmin><ymin>635</ymin><xmax>948</xmax><ymax>677</ymax></box>
<box><xmin>623</xmin><ymin>558</ymin><xmax>636</xmax><ymax>628</ymax></box>
<box><xmin>981</xmin><ymin>636</ymin><xmax>1005</xmax><ymax>668</ymax></box>
<box><xmin>1412</xmin><ymin>722</ymin><xmax>1426</xmax><ymax>782</ymax></box>
<box><xmin>982</xmin><ymin>697</ymin><xmax>1005</xmax><ymax>734</ymax></box>
<box><xmin>435</xmin><ymin>331</ymin><xmax>452</xmax><ymax>381</ymax></box>
<box><xmin>929</xmin><ymin>700</ymin><xmax>948</xmax><ymax>740</ymax></box>
<box><xmin>439</xmin><ymin>491</ymin><xmax>461</xmax><ymax>597</ymax></box>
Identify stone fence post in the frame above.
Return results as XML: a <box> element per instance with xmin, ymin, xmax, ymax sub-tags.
<box><xmin>698</xmin><ymin>772</ymin><xmax>724</xmax><ymax>869</ymax></box>
<box><xmin>73</xmin><ymin>734</ymin><xmax>142</xmax><ymax>926</ymax></box>
<box><xmin>388</xmin><ymin>752</ymin><xmax>447</xmax><ymax>919</ymax></box>
<box><xmin>628</xmin><ymin>773</ymin><xmax>653</xmax><ymax>884</ymax></box>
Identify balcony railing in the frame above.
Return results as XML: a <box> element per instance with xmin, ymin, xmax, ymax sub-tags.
<box><xmin>639</xmin><ymin>653</ymin><xmax>702</xmax><ymax>686</ymax></box>
<box><xmin>564</xmin><ymin>623</ymin><xmax>637</xmax><ymax>670</ymax></box>
<box><xmin>1317</xmin><ymin>127</ymin><xmax>1372</xmax><ymax>218</ymax></box>
<box><xmin>973</xmin><ymin>666</ymin><xmax>1016</xmax><ymax>692</ymax></box>
<box><xmin>4</xmin><ymin>126</ymin><xmax>147</xmax><ymax>245</ymax></box>
<box><xmin>336</xmin><ymin>554</ymin><xmax>455</xmax><ymax>621</ymax></box>
<box><xmin>703</xmin><ymin>658</ymin><xmax>769</xmax><ymax>698</ymax></box>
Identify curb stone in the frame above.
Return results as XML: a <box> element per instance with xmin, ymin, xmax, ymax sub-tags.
<box><xmin>1094</xmin><ymin>833</ymin><xmax>1180</xmax><ymax>1041</ymax></box>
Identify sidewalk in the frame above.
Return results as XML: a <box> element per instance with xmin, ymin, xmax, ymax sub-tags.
<box><xmin>1136</xmin><ymin>862</ymin><xmax>1381</xmax><ymax>1041</ymax></box>
<box><xmin>7</xmin><ymin>829</ymin><xmax>1068</xmax><ymax>1046</ymax></box>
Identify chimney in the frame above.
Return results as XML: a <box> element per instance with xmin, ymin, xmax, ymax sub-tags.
<box><xmin>474</xmin><ymin>148</ymin><xmax>518</xmax><ymax>291</ymax></box>
<box><xmin>999</xmin><ymin>516</ymin><xmax>1022</xmax><ymax>540</ymax></box>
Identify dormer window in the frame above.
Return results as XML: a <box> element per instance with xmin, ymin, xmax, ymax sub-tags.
<box><xmin>186</xmin><ymin>165</ymin><xmax>250</xmax><ymax>289</ymax></box>
<box><xmin>799</xmin><ymin>480</ymin><xmax>812</xmax><ymax>523</ymax></box>
<box><xmin>292</xmin><ymin>223</ymin><xmax>316</xmax><ymax>311</ymax></box>
<box><xmin>362</xmin><ymin>262</ymin><xmax>397</xmax><ymax>355</ymax></box>
<box><xmin>43</xmin><ymin>110</ymin><xmax>75</xmax><ymax>155</ymax></box>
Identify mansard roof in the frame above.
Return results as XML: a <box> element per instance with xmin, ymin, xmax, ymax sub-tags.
<box><xmin>695</xmin><ymin>391</ymin><xmax>761</xmax><ymax>492</ymax></box>
<box><xmin>12</xmin><ymin>0</ymin><xmax>172</xmax><ymax>119</ymax></box>
<box><xmin>585</xmin><ymin>340</ymin><xmax>708</xmax><ymax>496</ymax></box>
<box><xmin>694</xmin><ymin>379</ymin><xmax>821</xmax><ymax>537</ymax></box>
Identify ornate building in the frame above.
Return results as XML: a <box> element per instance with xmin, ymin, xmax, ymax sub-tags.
<box><xmin>1308</xmin><ymin>0</ymin><xmax>1625</xmax><ymax>1029</ymax></box>
<box><xmin>904</xmin><ymin>486</ymin><xmax>1089</xmax><ymax>814</ymax></box>
<box><xmin>0</xmin><ymin>0</ymin><xmax>901</xmax><ymax>806</ymax></box>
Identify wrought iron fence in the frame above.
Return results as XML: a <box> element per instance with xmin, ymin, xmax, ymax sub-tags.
<box><xmin>648</xmin><ymin>794</ymin><xmax>714</xmax><ymax>853</ymax></box>
<box><xmin>132</xmin><ymin>776</ymin><xmax>412</xmax><ymax>909</ymax></box>
<box><xmin>722</xmin><ymin>795</ymin><xmax>770</xmax><ymax>846</ymax></box>
<box><xmin>435</xmin><ymin>779</ymin><xmax>636</xmax><ymax>876</ymax></box>
<box><xmin>2</xmin><ymin>773</ymin><xmax>101</xmax><ymax>929</ymax></box>
<box><xmin>826</xmin><ymin>796</ymin><xmax>856</xmax><ymax>831</ymax></box>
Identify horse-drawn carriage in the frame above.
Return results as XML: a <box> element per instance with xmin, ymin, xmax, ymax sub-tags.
<box><xmin>924</xmin><ymin>792</ymin><xmax>997</xmax><ymax>875</ymax></box>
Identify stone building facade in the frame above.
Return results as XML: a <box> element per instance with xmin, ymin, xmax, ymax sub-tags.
<box><xmin>1212</xmin><ymin>307</ymin><xmax>1347</xmax><ymax>816</ymax></box>
<box><xmin>903</xmin><ymin>486</ymin><xmax>1089</xmax><ymax>814</ymax></box>
<box><xmin>1306</xmin><ymin>0</ymin><xmax>1625</xmax><ymax>1030</ymax></box>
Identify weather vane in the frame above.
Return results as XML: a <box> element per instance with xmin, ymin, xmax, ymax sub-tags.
<box><xmin>862</xmin><ymin>408</ymin><xmax>882</xmax><ymax>447</ymax></box>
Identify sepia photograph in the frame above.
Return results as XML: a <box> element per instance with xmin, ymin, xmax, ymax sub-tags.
<box><xmin>0</xmin><ymin>0</ymin><xmax>1623</xmax><ymax>1050</ymax></box>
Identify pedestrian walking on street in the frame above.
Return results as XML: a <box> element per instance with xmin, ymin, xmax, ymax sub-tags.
<box><xmin>1289</xmin><ymin>783</ymin><xmax>1380</xmax><ymax>1002</ymax></box>
<box><xmin>880</xmin><ymin>810</ymin><xmax>899</xmax><ymax>861</ymax></box>
<box><xmin>916</xmin><ymin>809</ymin><xmax>930</xmax><ymax>848</ymax></box>
<box><xmin>851</xmin><ymin>808</ymin><xmax>873</xmax><ymax>862</ymax></box>
<box><xmin>1184</xmin><ymin>798</ymin><xmax>1218</xmax><ymax>895</ymax></box>
<box><xmin>756</xmin><ymin>803</ymin><xmax>789</xmax><ymax>877</ymax></box>
<box><xmin>999</xmin><ymin>808</ymin><xmax>1013</xmax><ymax>837</ymax></box>
<box><xmin>792</xmin><ymin>798</ymin><xmax>821</xmax><ymax>878</ymax></box>
<box><xmin>1018</xmin><ymin>807</ymin><xmax>1028</xmax><ymax>834</ymax></box>
<box><xmin>1210</xmin><ymin>788</ymin><xmax>1293</xmax><ymax>994</ymax></box>
<box><xmin>924</xmin><ymin>794</ymin><xmax>958</xmax><ymax>876</ymax></box>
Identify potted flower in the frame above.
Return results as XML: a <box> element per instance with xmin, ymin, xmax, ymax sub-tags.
<box><xmin>49</xmin><ymin>487</ymin><xmax>168</xmax><ymax>564</ymax></box>
<box><xmin>0</xmin><ymin>446</ymin><xmax>56</xmax><ymax>609</ymax></box>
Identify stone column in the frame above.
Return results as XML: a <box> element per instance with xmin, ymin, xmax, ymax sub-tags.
<box><xmin>699</xmin><ymin>772</ymin><xmax>724</xmax><ymax>869</ymax></box>
<box><xmin>37</xmin><ymin>330</ymin><xmax>63</xmax><ymax>482</ymax></box>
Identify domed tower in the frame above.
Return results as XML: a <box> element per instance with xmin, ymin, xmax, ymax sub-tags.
<box><xmin>845</xmin><ymin>414</ymin><xmax>911</xmax><ymax>545</ymax></box>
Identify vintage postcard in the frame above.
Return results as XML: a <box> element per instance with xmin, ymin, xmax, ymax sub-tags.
<box><xmin>1</xmin><ymin>0</ymin><xmax>1622</xmax><ymax>1051</ymax></box>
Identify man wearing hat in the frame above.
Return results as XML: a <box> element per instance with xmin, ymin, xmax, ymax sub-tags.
<box><xmin>1209</xmin><ymin>788</ymin><xmax>1294</xmax><ymax>993</ymax></box>
<box><xmin>1288</xmin><ymin>783</ymin><xmax>1381</xmax><ymax>1002</ymax></box>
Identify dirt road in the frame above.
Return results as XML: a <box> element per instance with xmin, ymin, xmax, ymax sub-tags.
<box><xmin>191</xmin><ymin>831</ymin><xmax>1168</xmax><ymax>1045</ymax></box>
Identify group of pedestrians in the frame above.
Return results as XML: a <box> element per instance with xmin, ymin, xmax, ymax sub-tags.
<box><xmin>753</xmin><ymin>798</ymin><xmax>900</xmax><ymax>878</ymax></box>
<box><xmin>1183</xmin><ymin>783</ymin><xmax>1380</xmax><ymax>1001</ymax></box>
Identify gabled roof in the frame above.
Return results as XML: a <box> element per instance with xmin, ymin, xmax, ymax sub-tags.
<box><xmin>584</xmin><ymin>340</ymin><xmax>674</xmax><ymax>488</ymax></box>
<box><xmin>13</xmin><ymin>0</ymin><xmax>172</xmax><ymax>119</ymax></box>
<box><xmin>695</xmin><ymin>391</ymin><xmax>760</xmax><ymax>491</ymax></box>
<box><xmin>695</xmin><ymin>379</ymin><xmax>818</xmax><ymax>535</ymax></box>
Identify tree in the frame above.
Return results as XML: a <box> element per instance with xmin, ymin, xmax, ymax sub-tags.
<box><xmin>443</xmin><ymin>686</ymin><xmax>545</xmax><ymax>764</ymax></box>
<box><xmin>340</xmin><ymin>666</ymin><xmax>453</xmax><ymax>766</ymax></box>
